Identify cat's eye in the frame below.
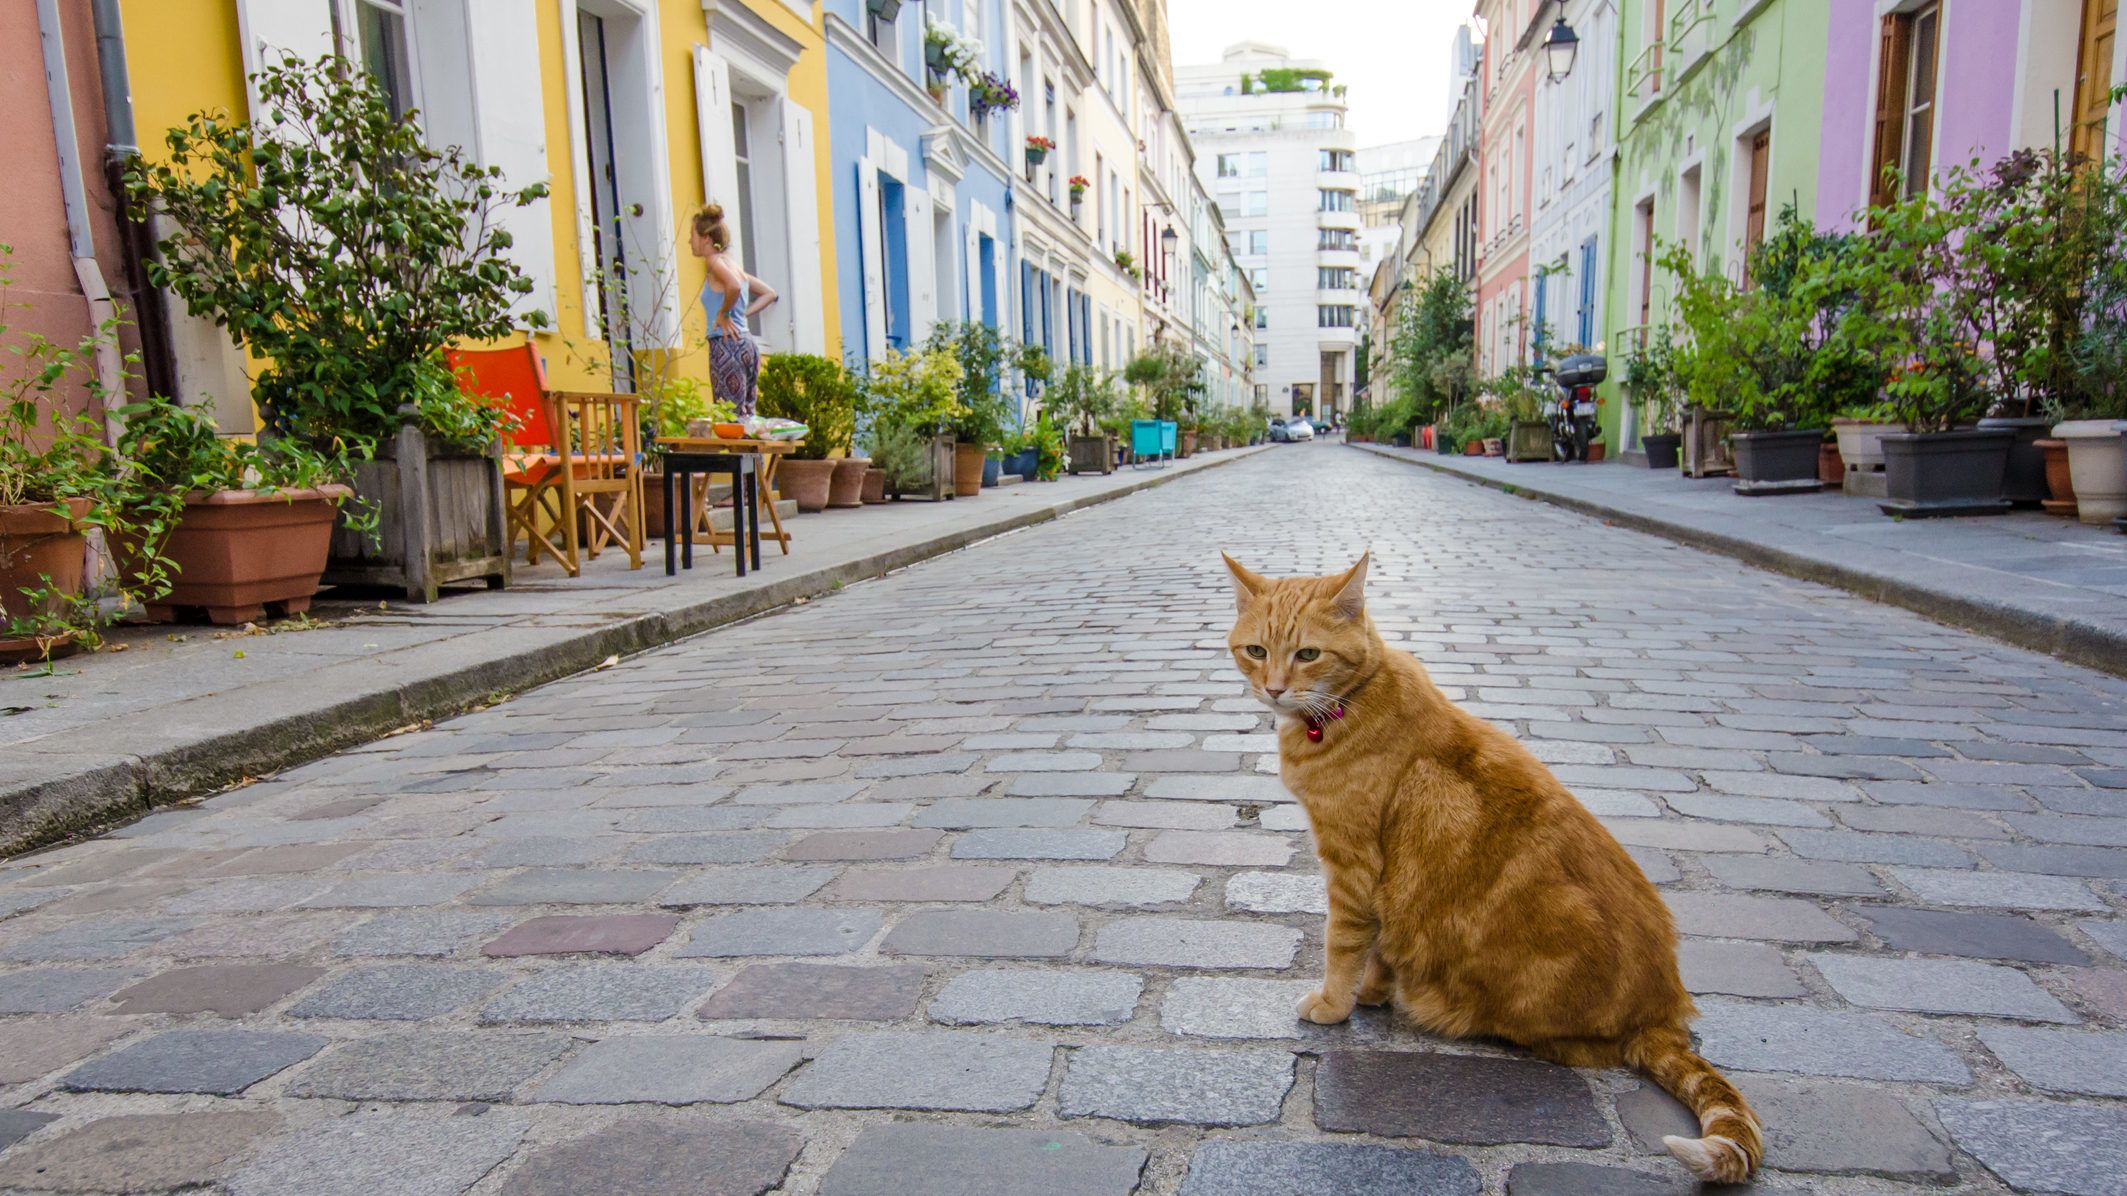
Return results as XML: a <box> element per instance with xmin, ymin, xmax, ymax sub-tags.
<box><xmin>1244</xmin><ymin>645</ymin><xmax>1267</xmax><ymax>660</ymax></box>
<box><xmin>1295</xmin><ymin>648</ymin><xmax>1321</xmax><ymax>662</ymax></box>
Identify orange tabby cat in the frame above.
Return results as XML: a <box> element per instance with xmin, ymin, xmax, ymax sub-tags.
<box><xmin>1223</xmin><ymin>551</ymin><xmax>1761</xmax><ymax>1183</ymax></box>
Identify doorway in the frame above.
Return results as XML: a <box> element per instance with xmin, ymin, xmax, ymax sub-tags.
<box><xmin>578</xmin><ymin>9</ymin><xmax>632</xmax><ymax>389</ymax></box>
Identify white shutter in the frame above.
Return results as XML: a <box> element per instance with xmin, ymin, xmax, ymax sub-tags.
<box><xmin>779</xmin><ymin>99</ymin><xmax>825</xmax><ymax>355</ymax></box>
<box><xmin>466</xmin><ymin>0</ymin><xmax>557</xmax><ymax>329</ymax></box>
<box><xmin>235</xmin><ymin>0</ymin><xmax>338</xmax><ymax>120</ymax></box>
<box><xmin>693</xmin><ymin>46</ymin><xmax>744</xmax><ymax>269</ymax></box>
<box><xmin>907</xmin><ymin>188</ymin><xmax>936</xmax><ymax>344</ymax></box>
<box><xmin>857</xmin><ymin>160</ymin><xmax>885</xmax><ymax>357</ymax></box>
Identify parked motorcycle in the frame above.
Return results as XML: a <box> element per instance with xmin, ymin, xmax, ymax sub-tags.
<box><xmin>1548</xmin><ymin>353</ymin><xmax>1607</xmax><ymax>463</ymax></box>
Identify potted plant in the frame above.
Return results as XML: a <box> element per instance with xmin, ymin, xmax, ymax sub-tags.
<box><xmin>1114</xmin><ymin>250</ymin><xmax>1141</xmax><ymax>282</ymax></box>
<box><xmin>856</xmin><ymin>345</ymin><xmax>963</xmax><ymax>501</ymax></box>
<box><xmin>1</xmin><ymin>257</ymin><xmax>109</xmax><ymax>662</ymax></box>
<box><xmin>927</xmin><ymin>322</ymin><xmax>1013</xmax><ymax>498</ymax></box>
<box><xmin>1051</xmin><ymin>365</ymin><xmax>1118</xmax><ymax>474</ymax></box>
<box><xmin>1027</xmin><ymin>136</ymin><xmax>1057</xmax><ymax>172</ymax></box>
<box><xmin>638</xmin><ymin>377</ymin><xmax>730</xmax><ymax>538</ymax></box>
<box><xmin>1030</xmin><ymin>414</ymin><xmax>1065</xmax><ymax>480</ymax></box>
<box><xmin>127</xmin><ymin>57</ymin><xmax>533</xmax><ymax>602</ymax></box>
<box><xmin>2053</xmin><ymin>155</ymin><xmax>2127</xmax><ymax>526</ymax></box>
<box><xmin>923</xmin><ymin>17</ymin><xmax>980</xmax><ymax>94</ymax></box>
<box><xmin>758</xmin><ymin>354</ymin><xmax>857</xmax><ymax>512</ymax></box>
<box><xmin>1068</xmin><ymin>175</ymin><xmax>1090</xmax><ymax>208</ymax></box>
<box><xmin>111</xmin><ymin>396</ymin><xmax>351</xmax><ymax>624</ymax></box>
<box><xmin>867</xmin><ymin>0</ymin><xmax>904</xmax><ymax>21</ymax></box>
<box><xmin>1125</xmin><ymin>341</ymin><xmax>1205</xmax><ymax>453</ymax></box>
<box><xmin>969</xmin><ymin>72</ymin><xmax>1019</xmax><ymax>117</ymax></box>
<box><xmin>1624</xmin><ymin>327</ymin><xmax>1684</xmax><ymax>469</ymax></box>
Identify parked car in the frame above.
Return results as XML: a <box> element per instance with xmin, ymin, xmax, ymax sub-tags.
<box><xmin>1266</xmin><ymin>417</ymin><xmax>1290</xmax><ymax>442</ymax></box>
<box><xmin>1287</xmin><ymin>418</ymin><xmax>1316</xmax><ymax>442</ymax></box>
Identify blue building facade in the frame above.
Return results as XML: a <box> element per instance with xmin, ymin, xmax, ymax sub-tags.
<box><xmin>822</xmin><ymin>0</ymin><xmax>1017</xmax><ymax>364</ymax></box>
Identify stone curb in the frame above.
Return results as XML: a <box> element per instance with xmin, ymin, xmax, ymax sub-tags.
<box><xmin>2</xmin><ymin>448</ymin><xmax>1267</xmax><ymax>856</ymax></box>
<box><xmin>1350</xmin><ymin>442</ymin><xmax>2127</xmax><ymax>680</ymax></box>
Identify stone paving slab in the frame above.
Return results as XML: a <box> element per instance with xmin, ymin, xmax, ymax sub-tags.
<box><xmin>3</xmin><ymin>446</ymin><xmax>2126</xmax><ymax>1195</ymax></box>
<box><xmin>821</xmin><ymin>1125</ymin><xmax>1147</xmax><ymax>1196</ymax></box>
<box><xmin>0</xmin><ymin>1110</ymin><xmax>281</xmax><ymax>1193</ymax></box>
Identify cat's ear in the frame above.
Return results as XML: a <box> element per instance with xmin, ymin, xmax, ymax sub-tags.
<box><xmin>1221</xmin><ymin>552</ymin><xmax>1267</xmax><ymax>613</ymax></box>
<box><xmin>1328</xmin><ymin>551</ymin><xmax>1369</xmax><ymax>621</ymax></box>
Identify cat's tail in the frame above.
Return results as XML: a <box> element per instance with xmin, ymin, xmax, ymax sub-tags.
<box><xmin>1626</xmin><ymin>1025</ymin><xmax>1763</xmax><ymax>1183</ymax></box>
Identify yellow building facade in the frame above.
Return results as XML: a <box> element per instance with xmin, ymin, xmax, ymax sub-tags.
<box><xmin>119</xmin><ymin>0</ymin><xmax>839</xmax><ymax>414</ymax></box>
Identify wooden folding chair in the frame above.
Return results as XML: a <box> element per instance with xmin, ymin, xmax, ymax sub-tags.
<box><xmin>446</xmin><ymin>345</ymin><xmax>646</xmax><ymax>575</ymax></box>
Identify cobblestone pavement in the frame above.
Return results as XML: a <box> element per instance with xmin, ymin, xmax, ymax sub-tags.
<box><xmin>2</xmin><ymin>445</ymin><xmax>2125</xmax><ymax>1195</ymax></box>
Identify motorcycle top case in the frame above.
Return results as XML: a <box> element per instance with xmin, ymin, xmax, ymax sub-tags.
<box><xmin>1555</xmin><ymin>353</ymin><xmax>1608</xmax><ymax>387</ymax></box>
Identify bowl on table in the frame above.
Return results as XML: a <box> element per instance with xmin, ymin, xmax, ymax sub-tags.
<box><xmin>712</xmin><ymin>422</ymin><xmax>746</xmax><ymax>439</ymax></box>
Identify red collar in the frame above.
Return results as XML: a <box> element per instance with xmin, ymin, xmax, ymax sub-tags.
<box><xmin>1303</xmin><ymin>701</ymin><xmax>1347</xmax><ymax>742</ymax></box>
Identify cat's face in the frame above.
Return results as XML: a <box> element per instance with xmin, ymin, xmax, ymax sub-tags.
<box><xmin>1222</xmin><ymin>552</ymin><xmax>1372</xmax><ymax>718</ymax></box>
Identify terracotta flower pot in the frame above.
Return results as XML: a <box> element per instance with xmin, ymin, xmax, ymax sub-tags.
<box><xmin>861</xmin><ymin>467</ymin><xmax>887</xmax><ymax>504</ymax></box>
<box><xmin>1817</xmin><ymin>440</ymin><xmax>1844</xmax><ymax>485</ymax></box>
<box><xmin>139</xmin><ymin>487</ymin><xmax>351</xmax><ymax>624</ymax></box>
<box><xmin>778</xmin><ymin>458</ymin><xmax>837</xmax><ymax>513</ymax></box>
<box><xmin>1463</xmin><ymin>441</ymin><xmax>1484</xmax><ymax>456</ymax></box>
<box><xmin>953</xmin><ymin>441</ymin><xmax>986</xmax><ymax>497</ymax></box>
<box><xmin>0</xmin><ymin>497</ymin><xmax>93</xmax><ymax>618</ymax></box>
<box><xmin>1585</xmin><ymin>440</ymin><xmax>1605</xmax><ymax>464</ymax></box>
<box><xmin>641</xmin><ymin>472</ymin><xmax>706</xmax><ymax>539</ymax></box>
<box><xmin>2036</xmin><ymin>438</ymin><xmax>2076</xmax><ymax>517</ymax></box>
<box><xmin>829</xmin><ymin>458</ymin><xmax>870</xmax><ymax>509</ymax></box>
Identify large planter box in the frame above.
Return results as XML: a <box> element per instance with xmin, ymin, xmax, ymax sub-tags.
<box><xmin>141</xmin><ymin>487</ymin><xmax>349</xmax><ymax>624</ymax></box>
<box><xmin>1068</xmin><ymin>434</ymin><xmax>1115</xmax><ymax>475</ymax></box>
<box><xmin>2053</xmin><ymin>420</ymin><xmax>2127</xmax><ymax>525</ymax></box>
<box><xmin>0</xmin><ymin>497</ymin><xmax>91</xmax><ymax>619</ymax></box>
<box><xmin>1833</xmin><ymin>419</ymin><xmax>1899</xmax><ymax>499</ymax></box>
<box><xmin>324</xmin><ymin>425</ymin><xmax>510</xmax><ymax>603</ymax></box>
<box><xmin>1681</xmin><ymin>407</ymin><xmax>1735</xmax><ymax>477</ymax></box>
<box><xmin>1977</xmin><ymin>415</ymin><xmax>2052</xmax><ymax>507</ymax></box>
<box><xmin>1878</xmin><ymin>429</ymin><xmax>2013</xmax><ymax>518</ymax></box>
<box><xmin>1505</xmin><ymin>420</ymin><xmax>1551</xmax><ymax>462</ymax></box>
<box><xmin>1730</xmin><ymin>429</ymin><xmax>1825</xmax><ymax>496</ymax></box>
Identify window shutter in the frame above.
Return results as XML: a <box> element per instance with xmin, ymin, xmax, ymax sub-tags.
<box><xmin>465</xmin><ymin>0</ymin><xmax>557</xmax><ymax>330</ymax></box>
<box><xmin>906</xmin><ymin>188</ymin><xmax>936</xmax><ymax>344</ymax></box>
<box><xmin>778</xmin><ymin>99</ymin><xmax>826</xmax><ymax>355</ymax></box>
<box><xmin>857</xmin><ymin>160</ymin><xmax>885</xmax><ymax>357</ymax></box>
<box><xmin>693</xmin><ymin>46</ymin><xmax>744</xmax><ymax>270</ymax></box>
<box><xmin>234</xmin><ymin>0</ymin><xmax>337</xmax><ymax>121</ymax></box>
<box><xmin>1871</xmin><ymin>13</ymin><xmax>1911</xmax><ymax>212</ymax></box>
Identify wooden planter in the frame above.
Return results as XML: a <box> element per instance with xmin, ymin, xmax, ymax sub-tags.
<box><xmin>0</xmin><ymin>497</ymin><xmax>91</xmax><ymax>619</ymax></box>
<box><xmin>1680</xmin><ymin>407</ymin><xmax>1735</xmax><ymax>478</ymax></box>
<box><xmin>891</xmin><ymin>434</ymin><xmax>957</xmax><ymax>501</ymax></box>
<box><xmin>1506</xmin><ymin>420</ymin><xmax>1551</xmax><ymax>462</ymax></box>
<box><xmin>1068</xmin><ymin>434</ymin><xmax>1116</xmax><ymax>475</ymax></box>
<box><xmin>139</xmin><ymin>487</ymin><xmax>350</xmax><ymax>625</ymax></box>
<box><xmin>324</xmin><ymin>425</ymin><xmax>509</xmax><ymax>603</ymax></box>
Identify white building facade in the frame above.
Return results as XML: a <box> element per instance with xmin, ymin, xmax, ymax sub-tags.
<box><xmin>1524</xmin><ymin>0</ymin><xmax>1617</xmax><ymax>361</ymax></box>
<box><xmin>1176</xmin><ymin>43</ymin><xmax>1360</xmax><ymax>420</ymax></box>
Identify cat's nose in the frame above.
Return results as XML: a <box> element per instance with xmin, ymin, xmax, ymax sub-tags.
<box><xmin>1264</xmin><ymin>685</ymin><xmax>1286</xmax><ymax>698</ymax></box>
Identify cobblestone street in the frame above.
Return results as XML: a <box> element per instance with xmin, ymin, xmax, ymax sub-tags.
<box><xmin>2</xmin><ymin>445</ymin><xmax>2125</xmax><ymax>1195</ymax></box>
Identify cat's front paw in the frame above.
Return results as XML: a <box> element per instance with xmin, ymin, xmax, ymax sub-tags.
<box><xmin>1296</xmin><ymin>989</ymin><xmax>1353</xmax><ymax>1025</ymax></box>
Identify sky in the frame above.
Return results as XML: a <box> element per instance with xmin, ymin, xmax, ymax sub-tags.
<box><xmin>1168</xmin><ymin>0</ymin><xmax>1474</xmax><ymax>148</ymax></box>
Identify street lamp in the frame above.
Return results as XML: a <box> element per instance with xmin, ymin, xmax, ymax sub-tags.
<box><xmin>1542</xmin><ymin>16</ymin><xmax>1579</xmax><ymax>83</ymax></box>
<box><xmin>1161</xmin><ymin>225</ymin><xmax>1178</xmax><ymax>250</ymax></box>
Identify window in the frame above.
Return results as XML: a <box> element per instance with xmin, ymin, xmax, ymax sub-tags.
<box><xmin>1246</xmin><ymin>191</ymin><xmax>1268</xmax><ymax>216</ymax></box>
<box><xmin>1634</xmin><ymin>197</ymin><xmax>1655</xmax><ymax>328</ymax></box>
<box><xmin>1678</xmin><ymin>164</ymin><xmax>1702</xmax><ymax>264</ymax></box>
<box><xmin>1318</xmin><ymin>149</ymin><xmax>1355</xmax><ymax>172</ymax></box>
<box><xmin>1254</xmin><ymin>344</ymin><xmax>1268</xmax><ymax>366</ymax></box>
<box><xmin>1317</xmin><ymin>267</ymin><xmax>1355</xmax><ymax>290</ymax></box>
<box><xmin>1317</xmin><ymin>189</ymin><xmax>1354</xmax><ymax>213</ymax></box>
<box><xmin>1247</xmin><ymin>151</ymin><xmax>1268</xmax><ymax>176</ymax></box>
<box><xmin>2072</xmin><ymin>0</ymin><xmax>2119</xmax><ymax>162</ymax></box>
<box><xmin>867</xmin><ymin>0</ymin><xmax>900</xmax><ymax>58</ymax></box>
<box><xmin>1302</xmin><ymin>110</ymin><xmax>1340</xmax><ymax>129</ymax></box>
<box><xmin>1255</xmin><ymin>307</ymin><xmax>1267</xmax><ymax>328</ymax></box>
<box><xmin>1248</xmin><ymin>230</ymin><xmax>1268</xmax><ymax>255</ymax></box>
<box><xmin>1217</xmin><ymin>153</ymin><xmax>1241</xmax><ymax>178</ymax></box>
<box><xmin>1743</xmin><ymin>128</ymin><xmax>1771</xmax><ymax>267</ymax></box>
<box><xmin>730</xmin><ymin>100</ymin><xmax>761</xmax><ymax>331</ymax></box>
<box><xmin>1318</xmin><ymin>228</ymin><xmax>1355</xmax><ymax>251</ymax></box>
<box><xmin>1871</xmin><ymin>3</ymin><xmax>1940</xmax><ymax>206</ymax></box>
<box><xmin>1318</xmin><ymin>305</ymin><xmax>1355</xmax><ymax>328</ymax></box>
<box><xmin>1249</xmin><ymin>266</ymin><xmax>1269</xmax><ymax>290</ymax></box>
<box><xmin>354</xmin><ymin>0</ymin><xmax>417</xmax><ymax>119</ymax></box>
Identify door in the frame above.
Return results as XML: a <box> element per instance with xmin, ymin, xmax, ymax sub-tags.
<box><xmin>2074</xmin><ymin>0</ymin><xmax>2118</xmax><ymax>162</ymax></box>
<box><xmin>1743</xmin><ymin>129</ymin><xmax>1770</xmax><ymax>280</ymax></box>
<box><xmin>578</xmin><ymin>11</ymin><xmax>631</xmax><ymax>388</ymax></box>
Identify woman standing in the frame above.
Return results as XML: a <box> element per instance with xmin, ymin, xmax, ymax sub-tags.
<box><xmin>689</xmin><ymin>204</ymin><xmax>778</xmax><ymax>416</ymax></box>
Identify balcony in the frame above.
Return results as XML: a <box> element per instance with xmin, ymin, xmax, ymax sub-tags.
<box><xmin>1668</xmin><ymin>0</ymin><xmax>1716</xmax><ymax>80</ymax></box>
<box><xmin>1316</xmin><ymin>169</ymin><xmax>1360</xmax><ymax>189</ymax></box>
<box><xmin>1316</xmin><ymin>209</ymin><xmax>1361</xmax><ymax>231</ymax></box>
<box><xmin>1625</xmin><ymin>42</ymin><xmax>1663</xmax><ymax>113</ymax></box>
<box><xmin>1316</xmin><ymin>248</ymin><xmax>1362</xmax><ymax>270</ymax></box>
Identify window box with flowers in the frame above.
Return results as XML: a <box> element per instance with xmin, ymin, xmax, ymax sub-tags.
<box><xmin>1025</xmin><ymin>135</ymin><xmax>1055</xmax><ymax>171</ymax></box>
<box><xmin>1068</xmin><ymin>175</ymin><xmax>1089</xmax><ymax>206</ymax></box>
<box><xmin>969</xmin><ymin>72</ymin><xmax>1019</xmax><ymax>118</ymax></box>
<box><xmin>923</xmin><ymin>16</ymin><xmax>982</xmax><ymax>103</ymax></box>
<box><xmin>1114</xmin><ymin>250</ymin><xmax>1141</xmax><ymax>281</ymax></box>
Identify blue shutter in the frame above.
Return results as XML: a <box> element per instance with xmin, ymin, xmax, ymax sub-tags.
<box><xmin>1531</xmin><ymin>273</ymin><xmax>1547</xmax><ymax>364</ymax></box>
<box><xmin>1578</xmin><ymin>237</ymin><xmax>1597</xmax><ymax>346</ymax></box>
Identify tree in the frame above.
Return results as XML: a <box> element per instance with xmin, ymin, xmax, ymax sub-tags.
<box><xmin>1124</xmin><ymin>340</ymin><xmax>1207</xmax><ymax>424</ymax></box>
<box><xmin>1381</xmin><ymin>266</ymin><xmax>1475</xmax><ymax>439</ymax></box>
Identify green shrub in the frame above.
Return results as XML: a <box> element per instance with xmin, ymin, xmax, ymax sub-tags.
<box><xmin>758</xmin><ymin>354</ymin><xmax>858</xmax><ymax>459</ymax></box>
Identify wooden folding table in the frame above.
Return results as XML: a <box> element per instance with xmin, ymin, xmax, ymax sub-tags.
<box><xmin>655</xmin><ymin>436</ymin><xmax>801</xmax><ymax>556</ymax></box>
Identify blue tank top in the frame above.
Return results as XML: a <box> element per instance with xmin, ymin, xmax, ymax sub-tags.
<box><xmin>702</xmin><ymin>273</ymin><xmax>750</xmax><ymax>339</ymax></box>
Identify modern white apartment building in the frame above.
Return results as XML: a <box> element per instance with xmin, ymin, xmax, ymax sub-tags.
<box><xmin>1176</xmin><ymin>42</ymin><xmax>1360</xmax><ymax>420</ymax></box>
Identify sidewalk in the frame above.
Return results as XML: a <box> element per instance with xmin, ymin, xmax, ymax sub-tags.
<box><xmin>2</xmin><ymin>448</ymin><xmax>1267</xmax><ymax>854</ymax></box>
<box><xmin>1353</xmin><ymin>442</ymin><xmax>2127</xmax><ymax>677</ymax></box>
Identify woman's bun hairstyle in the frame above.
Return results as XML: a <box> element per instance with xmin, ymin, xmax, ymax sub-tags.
<box><xmin>692</xmin><ymin>204</ymin><xmax>730</xmax><ymax>251</ymax></box>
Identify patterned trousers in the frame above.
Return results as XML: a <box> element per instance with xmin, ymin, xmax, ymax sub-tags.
<box><xmin>710</xmin><ymin>334</ymin><xmax>760</xmax><ymax>418</ymax></box>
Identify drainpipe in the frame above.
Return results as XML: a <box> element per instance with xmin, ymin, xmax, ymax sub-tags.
<box><xmin>88</xmin><ymin>0</ymin><xmax>178</xmax><ymax>405</ymax></box>
<box><xmin>36</xmin><ymin>0</ymin><xmax>127</xmax><ymax>446</ymax></box>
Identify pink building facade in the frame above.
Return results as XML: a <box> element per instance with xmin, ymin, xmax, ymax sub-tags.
<box><xmin>1473</xmin><ymin>0</ymin><xmax>1543</xmax><ymax>376</ymax></box>
<box><xmin>1816</xmin><ymin>0</ymin><xmax>2122</xmax><ymax>232</ymax></box>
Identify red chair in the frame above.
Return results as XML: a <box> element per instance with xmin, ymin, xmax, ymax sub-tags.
<box><xmin>446</xmin><ymin>344</ymin><xmax>644</xmax><ymax>576</ymax></box>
